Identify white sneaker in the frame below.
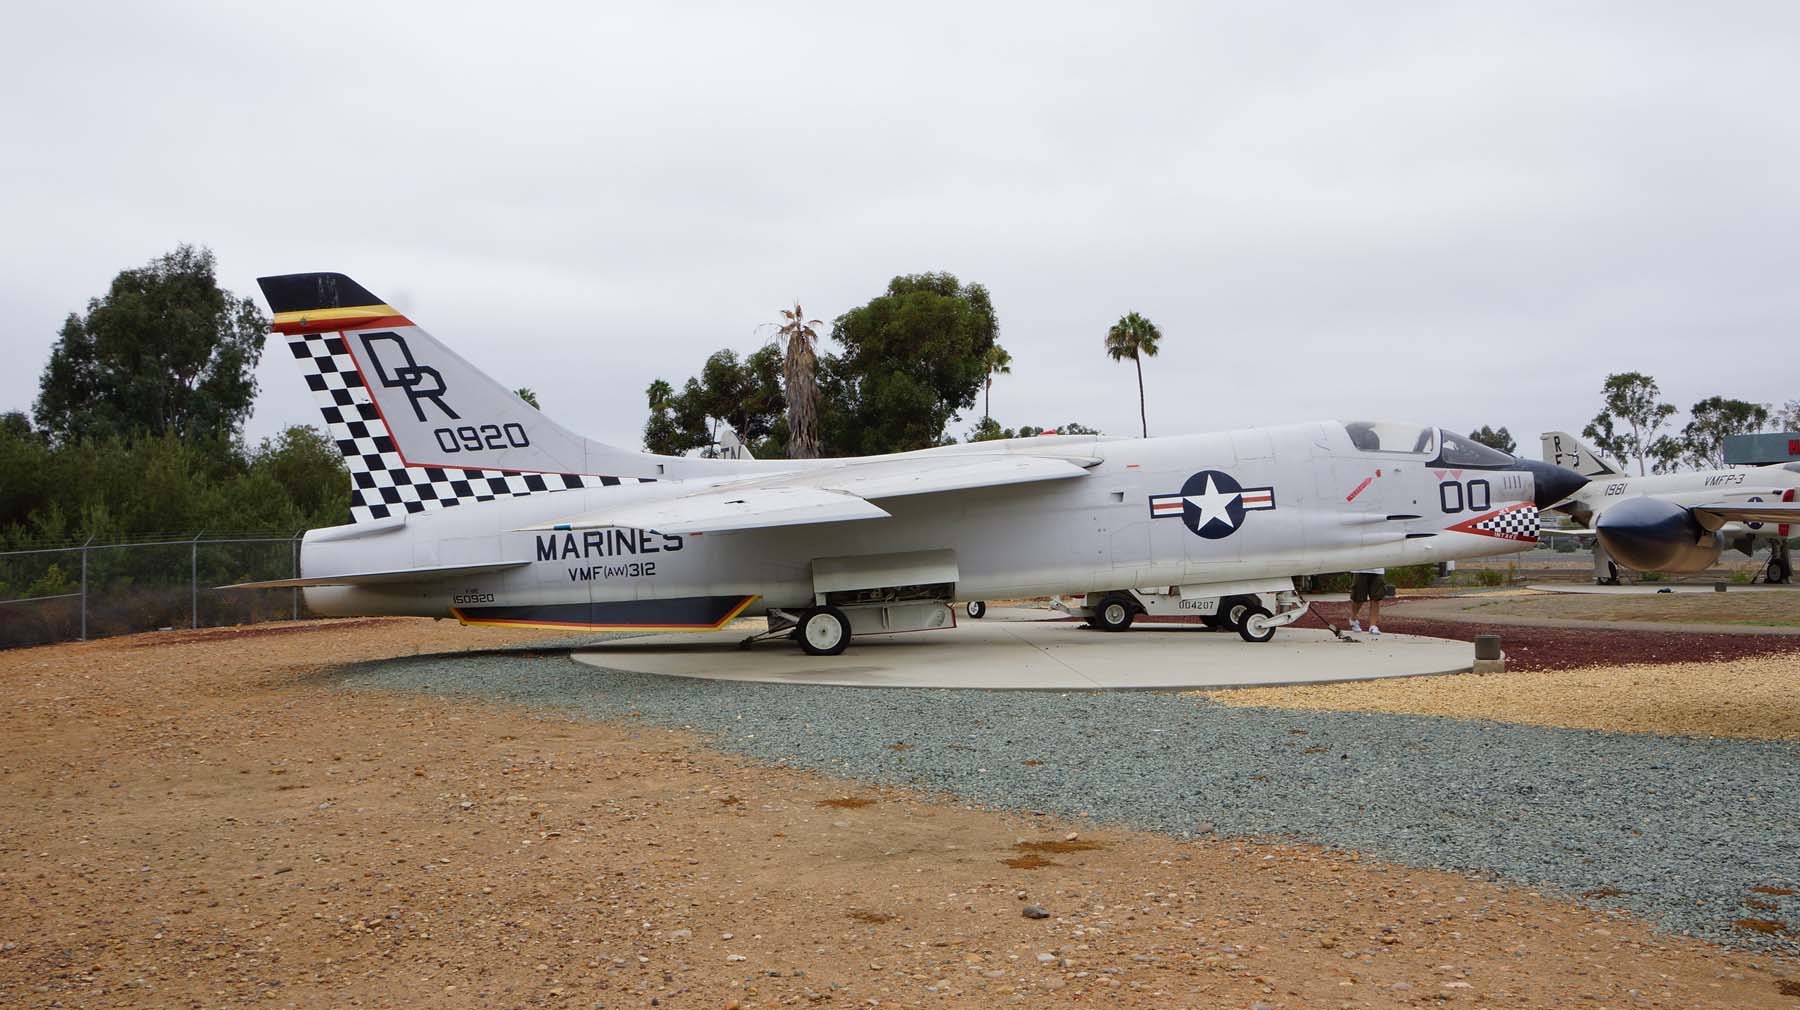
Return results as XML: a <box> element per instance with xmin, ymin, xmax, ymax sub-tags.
<box><xmin>1348</xmin><ymin>620</ymin><xmax>1362</xmax><ymax>633</ymax></box>
<box><xmin>1369</xmin><ymin>625</ymin><xmax>1381</xmax><ymax>638</ymax></box>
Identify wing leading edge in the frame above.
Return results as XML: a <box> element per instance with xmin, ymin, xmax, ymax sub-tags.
<box><xmin>520</xmin><ymin>454</ymin><xmax>1095</xmax><ymax>534</ymax></box>
<box><xmin>1692</xmin><ymin>501</ymin><xmax>1800</xmax><ymax>528</ymax></box>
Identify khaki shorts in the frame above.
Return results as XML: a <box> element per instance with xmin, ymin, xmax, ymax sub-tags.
<box><xmin>1350</xmin><ymin>572</ymin><xmax>1387</xmax><ymax>603</ymax></box>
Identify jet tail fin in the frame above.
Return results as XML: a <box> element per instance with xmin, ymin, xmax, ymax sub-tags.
<box><xmin>716</xmin><ymin>426</ymin><xmax>755</xmax><ymax>460</ymax></box>
<box><xmin>1540</xmin><ymin>430</ymin><xmax>1623</xmax><ymax>477</ymax></box>
<box><xmin>258</xmin><ymin>272</ymin><xmax>663</xmax><ymax>523</ymax></box>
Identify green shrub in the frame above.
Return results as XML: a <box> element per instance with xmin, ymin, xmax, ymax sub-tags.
<box><xmin>25</xmin><ymin>564</ymin><xmax>76</xmax><ymax>598</ymax></box>
<box><xmin>1386</xmin><ymin>563</ymin><xmax>1440</xmax><ymax>589</ymax></box>
<box><xmin>1639</xmin><ymin>570</ymin><xmax>1666</xmax><ymax>583</ymax></box>
<box><xmin>1303</xmin><ymin>572</ymin><xmax>1353</xmax><ymax>593</ymax></box>
<box><xmin>1730</xmin><ymin>569</ymin><xmax>1753</xmax><ymax>583</ymax></box>
<box><xmin>1475</xmin><ymin>569</ymin><xmax>1506</xmax><ymax>587</ymax></box>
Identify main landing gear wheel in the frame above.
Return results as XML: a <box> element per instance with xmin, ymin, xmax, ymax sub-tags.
<box><xmin>1090</xmin><ymin>595</ymin><xmax>1135</xmax><ymax>632</ymax></box>
<box><xmin>1221</xmin><ymin>595</ymin><xmax>1253</xmax><ymax>631</ymax></box>
<box><xmin>798</xmin><ymin>607</ymin><xmax>851</xmax><ymax>656</ymax></box>
<box><xmin>965</xmin><ymin>601</ymin><xmax>987</xmax><ymax>619</ymax></box>
<box><xmin>1237</xmin><ymin>605</ymin><xmax>1276</xmax><ymax>643</ymax></box>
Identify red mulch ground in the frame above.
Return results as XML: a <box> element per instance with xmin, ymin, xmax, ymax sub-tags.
<box><xmin>1099</xmin><ymin>601</ymin><xmax>1800</xmax><ymax>672</ymax></box>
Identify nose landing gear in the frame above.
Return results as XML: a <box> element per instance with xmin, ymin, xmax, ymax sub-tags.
<box><xmin>1768</xmin><ymin>541</ymin><xmax>1793</xmax><ymax>584</ymax></box>
<box><xmin>1069</xmin><ymin>585</ymin><xmax>1309</xmax><ymax>641</ymax></box>
<box><xmin>1236</xmin><ymin>604</ymin><xmax>1277</xmax><ymax>643</ymax></box>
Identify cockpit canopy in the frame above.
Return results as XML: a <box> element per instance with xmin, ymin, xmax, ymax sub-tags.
<box><xmin>1344</xmin><ymin>421</ymin><xmax>1436</xmax><ymax>455</ymax></box>
<box><xmin>1341</xmin><ymin>421</ymin><xmax>1517</xmax><ymax>467</ymax></box>
<box><xmin>1436</xmin><ymin>430</ymin><xmax>1517</xmax><ymax>467</ymax></box>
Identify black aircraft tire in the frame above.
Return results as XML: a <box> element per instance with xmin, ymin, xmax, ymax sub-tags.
<box><xmin>1094</xmin><ymin>596</ymin><xmax>1135</xmax><ymax>632</ymax></box>
<box><xmin>1237</xmin><ymin>605</ymin><xmax>1276</xmax><ymax>643</ymax></box>
<box><xmin>965</xmin><ymin>601</ymin><xmax>987</xmax><ymax>619</ymax></box>
<box><xmin>1222</xmin><ymin>596</ymin><xmax>1253</xmax><ymax>631</ymax></box>
<box><xmin>1770</xmin><ymin>556</ymin><xmax>1793</xmax><ymax>584</ymax></box>
<box><xmin>798</xmin><ymin>607</ymin><xmax>851</xmax><ymax>656</ymax></box>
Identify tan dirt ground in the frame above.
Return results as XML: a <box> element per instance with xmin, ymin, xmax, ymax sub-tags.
<box><xmin>2</xmin><ymin>619</ymin><xmax>1797</xmax><ymax>1009</ymax></box>
<box><xmin>1200</xmin><ymin>654</ymin><xmax>1800</xmax><ymax>740</ymax></box>
<box><xmin>1426</xmin><ymin>592</ymin><xmax>1800</xmax><ymax>627</ymax></box>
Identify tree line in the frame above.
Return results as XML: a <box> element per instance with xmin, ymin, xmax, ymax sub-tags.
<box><xmin>2</xmin><ymin>247</ymin><xmax>352</xmax><ymax>556</ymax></box>
<box><xmin>0</xmin><ymin>247</ymin><xmax>354</xmax><ymax>642</ymax></box>
<box><xmin>1452</xmin><ymin>377</ymin><xmax>1794</xmax><ymax>473</ymax></box>
<box><xmin>1581</xmin><ymin>372</ymin><xmax>1798</xmax><ymax>475</ymax></box>
<box><xmin>641</xmin><ymin>273</ymin><xmax>1167</xmax><ymax>457</ymax></box>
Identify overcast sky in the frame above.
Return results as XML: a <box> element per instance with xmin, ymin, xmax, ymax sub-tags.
<box><xmin>5</xmin><ymin>1</ymin><xmax>1797</xmax><ymax>457</ymax></box>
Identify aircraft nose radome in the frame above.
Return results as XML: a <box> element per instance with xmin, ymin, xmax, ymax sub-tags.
<box><xmin>1517</xmin><ymin>459</ymin><xmax>1590</xmax><ymax>509</ymax></box>
<box><xmin>1595</xmin><ymin>496</ymin><xmax>1716</xmax><ymax>573</ymax></box>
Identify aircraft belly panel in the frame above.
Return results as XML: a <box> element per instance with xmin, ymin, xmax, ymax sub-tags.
<box><xmin>451</xmin><ymin>596</ymin><xmax>757</xmax><ymax>630</ymax></box>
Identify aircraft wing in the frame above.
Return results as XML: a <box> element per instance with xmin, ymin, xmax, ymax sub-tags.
<box><xmin>526</xmin><ymin>485</ymin><xmax>892</xmax><ymax>534</ymax></box>
<box><xmin>221</xmin><ymin>560</ymin><xmax>530</xmax><ymax>589</ymax></box>
<box><xmin>1542</xmin><ymin>526</ymin><xmax>1597</xmax><ymax>538</ymax></box>
<box><xmin>521</xmin><ymin>454</ymin><xmax>1094</xmax><ymax>534</ymax></box>
<box><xmin>1692</xmin><ymin>501</ymin><xmax>1800</xmax><ymax>527</ymax></box>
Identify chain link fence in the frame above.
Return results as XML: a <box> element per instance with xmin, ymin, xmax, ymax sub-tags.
<box><xmin>0</xmin><ymin>533</ymin><xmax>310</xmax><ymax>649</ymax></box>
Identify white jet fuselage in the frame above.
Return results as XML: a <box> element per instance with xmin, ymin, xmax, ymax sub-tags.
<box><xmin>300</xmin><ymin>423</ymin><xmax>1538</xmax><ymax>625</ymax></box>
<box><xmin>1556</xmin><ymin>467</ymin><xmax>1800</xmax><ymax>545</ymax></box>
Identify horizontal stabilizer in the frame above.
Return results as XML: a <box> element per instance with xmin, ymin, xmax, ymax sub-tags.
<box><xmin>220</xmin><ymin>560</ymin><xmax>529</xmax><ymax>590</ymax></box>
<box><xmin>1692</xmin><ymin>501</ymin><xmax>1800</xmax><ymax>528</ymax></box>
<box><xmin>521</xmin><ymin>486</ymin><xmax>892</xmax><ymax>534</ymax></box>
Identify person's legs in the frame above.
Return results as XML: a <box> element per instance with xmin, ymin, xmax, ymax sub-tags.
<box><xmin>1367</xmin><ymin>590</ymin><xmax>1382</xmax><ymax>631</ymax></box>
<box><xmin>1347</xmin><ymin>574</ymin><xmax>1367</xmax><ymax>630</ymax></box>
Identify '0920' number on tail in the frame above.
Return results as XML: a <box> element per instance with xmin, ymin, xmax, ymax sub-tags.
<box><xmin>434</xmin><ymin>423</ymin><xmax>531</xmax><ymax>453</ymax></box>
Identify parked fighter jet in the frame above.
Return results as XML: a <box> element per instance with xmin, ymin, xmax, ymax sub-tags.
<box><xmin>234</xmin><ymin>272</ymin><xmax>1582</xmax><ymax>655</ymax></box>
<box><xmin>1539</xmin><ymin>431</ymin><xmax>1799</xmax><ymax>583</ymax></box>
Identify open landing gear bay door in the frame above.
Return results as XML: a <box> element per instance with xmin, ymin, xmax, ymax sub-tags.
<box><xmin>812</xmin><ymin>549</ymin><xmax>960</xmax><ymax>602</ymax></box>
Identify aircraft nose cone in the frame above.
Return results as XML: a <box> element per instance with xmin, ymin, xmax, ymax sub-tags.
<box><xmin>1595</xmin><ymin>495</ymin><xmax>1715</xmax><ymax>572</ymax></box>
<box><xmin>1517</xmin><ymin>459</ymin><xmax>1590</xmax><ymax>509</ymax></box>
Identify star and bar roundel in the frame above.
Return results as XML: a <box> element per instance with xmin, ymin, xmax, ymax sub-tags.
<box><xmin>1149</xmin><ymin>470</ymin><xmax>1276</xmax><ymax>539</ymax></box>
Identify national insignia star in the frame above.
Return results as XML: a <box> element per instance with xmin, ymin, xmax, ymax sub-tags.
<box><xmin>1184</xmin><ymin>475</ymin><xmax>1242</xmax><ymax>532</ymax></box>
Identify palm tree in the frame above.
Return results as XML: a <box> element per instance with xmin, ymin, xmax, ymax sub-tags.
<box><xmin>981</xmin><ymin>344</ymin><xmax>1012</xmax><ymax>423</ymax></box>
<box><xmin>776</xmin><ymin>303</ymin><xmax>823</xmax><ymax>459</ymax></box>
<box><xmin>513</xmin><ymin>387</ymin><xmax>540</xmax><ymax>409</ymax></box>
<box><xmin>1104</xmin><ymin>312</ymin><xmax>1162</xmax><ymax>438</ymax></box>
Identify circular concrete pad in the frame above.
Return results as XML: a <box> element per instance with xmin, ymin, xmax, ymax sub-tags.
<box><xmin>572</xmin><ymin>617</ymin><xmax>1475</xmax><ymax>691</ymax></box>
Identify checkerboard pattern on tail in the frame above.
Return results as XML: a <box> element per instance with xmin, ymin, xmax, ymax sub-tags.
<box><xmin>289</xmin><ymin>333</ymin><xmax>648</xmax><ymax>523</ymax></box>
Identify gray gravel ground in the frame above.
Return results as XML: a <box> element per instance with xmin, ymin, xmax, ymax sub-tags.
<box><xmin>331</xmin><ymin>640</ymin><xmax>1800</xmax><ymax>954</ymax></box>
